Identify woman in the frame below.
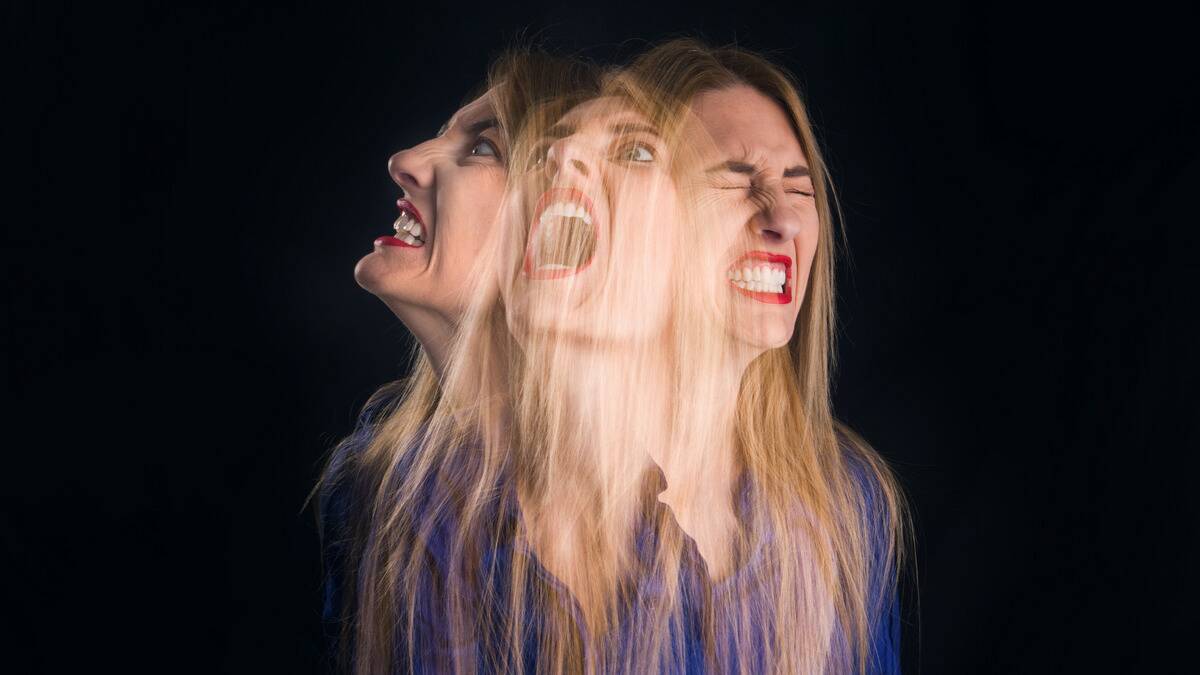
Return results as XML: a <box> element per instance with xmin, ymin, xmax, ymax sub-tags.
<box><xmin>316</xmin><ymin>48</ymin><xmax>602</xmax><ymax>673</ymax></box>
<box><xmin>619</xmin><ymin>41</ymin><xmax>909</xmax><ymax>673</ymax></box>
<box><xmin>325</xmin><ymin>39</ymin><xmax>906</xmax><ymax>674</ymax></box>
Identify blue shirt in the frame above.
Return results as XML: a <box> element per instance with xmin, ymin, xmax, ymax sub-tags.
<box><xmin>319</xmin><ymin>401</ymin><xmax>900</xmax><ymax>673</ymax></box>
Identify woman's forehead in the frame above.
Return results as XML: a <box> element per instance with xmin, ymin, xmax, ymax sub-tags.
<box><xmin>438</xmin><ymin>90</ymin><xmax>496</xmax><ymax>137</ymax></box>
<box><xmin>559</xmin><ymin>95</ymin><xmax>646</xmax><ymax>129</ymax></box>
<box><xmin>690</xmin><ymin>86</ymin><xmax>806</xmax><ymax>165</ymax></box>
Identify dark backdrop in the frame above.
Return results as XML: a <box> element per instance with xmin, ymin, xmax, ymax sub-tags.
<box><xmin>16</xmin><ymin>1</ymin><xmax>1196</xmax><ymax>672</ymax></box>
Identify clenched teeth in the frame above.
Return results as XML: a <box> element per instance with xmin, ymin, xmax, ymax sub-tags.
<box><xmin>728</xmin><ymin>264</ymin><xmax>786</xmax><ymax>294</ymax></box>
<box><xmin>393</xmin><ymin>212</ymin><xmax>425</xmax><ymax>246</ymax></box>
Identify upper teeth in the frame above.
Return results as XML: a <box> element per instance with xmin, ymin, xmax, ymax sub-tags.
<box><xmin>728</xmin><ymin>264</ymin><xmax>786</xmax><ymax>293</ymax></box>
<box><xmin>539</xmin><ymin>201</ymin><xmax>592</xmax><ymax>226</ymax></box>
<box><xmin>393</xmin><ymin>211</ymin><xmax>424</xmax><ymax>245</ymax></box>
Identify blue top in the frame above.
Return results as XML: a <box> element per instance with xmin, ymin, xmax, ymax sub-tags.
<box><xmin>319</xmin><ymin>400</ymin><xmax>900</xmax><ymax>673</ymax></box>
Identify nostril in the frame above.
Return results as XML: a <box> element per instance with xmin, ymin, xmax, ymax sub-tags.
<box><xmin>569</xmin><ymin>158</ymin><xmax>588</xmax><ymax>175</ymax></box>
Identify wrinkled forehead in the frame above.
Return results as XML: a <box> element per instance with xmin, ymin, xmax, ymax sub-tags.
<box><xmin>438</xmin><ymin>89</ymin><xmax>497</xmax><ymax>137</ymax></box>
<box><xmin>687</xmin><ymin>86</ymin><xmax>807</xmax><ymax>165</ymax></box>
<box><xmin>555</xmin><ymin>95</ymin><xmax>649</xmax><ymax>133</ymax></box>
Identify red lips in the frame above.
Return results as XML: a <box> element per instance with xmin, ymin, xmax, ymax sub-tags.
<box><xmin>373</xmin><ymin>198</ymin><xmax>427</xmax><ymax>249</ymax></box>
<box><xmin>396</xmin><ymin>198</ymin><xmax>425</xmax><ymax>227</ymax></box>
<box><xmin>729</xmin><ymin>252</ymin><xmax>792</xmax><ymax>304</ymax></box>
<box><xmin>374</xmin><ymin>235</ymin><xmax>419</xmax><ymax>248</ymax></box>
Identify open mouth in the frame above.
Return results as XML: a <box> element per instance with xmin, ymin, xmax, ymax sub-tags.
<box><xmin>523</xmin><ymin>187</ymin><xmax>598</xmax><ymax>280</ymax></box>
<box><xmin>376</xmin><ymin>199</ymin><xmax>426</xmax><ymax>249</ymax></box>
<box><xmin>727</xmin><ymin>252</ymin><xmax>792</xmax><ymax>304</ymax></box>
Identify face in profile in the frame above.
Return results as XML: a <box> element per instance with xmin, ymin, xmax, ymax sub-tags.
<box><xmin>354</xmin><ymin>92</ymin><xmax>507</xmax><ymax>332</ymax></box>
<box><xmin>503</xmin><ymin>96</ymin><xmax>682</xmax><ymax>348</ymax></box>
<box><xmin>686</xmin><ymin>84</ymin><xmax>819</xmax><ymax>354</ymax></box>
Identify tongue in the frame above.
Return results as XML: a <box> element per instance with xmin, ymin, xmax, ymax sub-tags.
<box><xmin>537</xmin><ymin>216</ymin><xmax>595</xmax><ymax>269</ymax></box>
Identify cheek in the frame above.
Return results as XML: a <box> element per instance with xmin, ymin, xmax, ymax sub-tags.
<box><xmin>794</xmin><ymin>216</ymin><xmax>819</xmax><ymax>269</ymax></box>
<box><xmin>460</xmin><ymin>174</ymin><xmax>506</xmax><ymax>214</ymax></box>
<box><xmin>440</xmin><ymin>177</ymin><xmax>506</xmax><ymax>254</ymax></box>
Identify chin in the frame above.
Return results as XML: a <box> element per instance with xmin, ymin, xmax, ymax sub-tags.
<box><xmin>738</xmin><ymin>323</ymin><xmax>795</xmax><ymax>351</ymax></box>
<box><xmin>353</xmin><ymin>252</ymin><xmax>390</xmax><ymax>295</ymax></box>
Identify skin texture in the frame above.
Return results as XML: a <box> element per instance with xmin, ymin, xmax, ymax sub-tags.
<box><xmin>506</xmin><ymin>89</ymin><xmax>819</xmax><ymax>586</ymax></box>
<box><xmin>653</xmin><ymin>85</ymin><xmax>818</xmax><ymax>577</ymax></box>
<box><xmin>354</xmin><ymin>92</ymin><xmax>507</xmax><ymax>374</ymax></box>
<box><xmin>502</xmin><ymin>97</ymin><xmax>688</xmax><ymax>607</ymax></box>
<box><xmin>688</xmin><ymin>83</ymin><xmax>817</xmax><ymax>365</ymax></box>
<box><xmin>504</xmin><ymin>96</ymin><xmax>681</xmax><ymax>348</ymax></box>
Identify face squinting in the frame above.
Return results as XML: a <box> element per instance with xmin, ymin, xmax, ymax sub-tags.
<box><xmin>504</xmin><ymin>96</ymin><xmax>682</xmax><ymax>348</ymax></box>
<box><xmin>354</xmin><ymin>92</ymin><xmax>507</xmax><ymax>349</ymax></box>
<box><xmin>686</xmin><ymin>84</ymin><xmax>819</xmax><ymax>355</ymax></box>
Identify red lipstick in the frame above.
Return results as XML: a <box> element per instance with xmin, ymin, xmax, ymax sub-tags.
<box><xmin>374</xmin><ymin>235</ymin><xmax>420</xmax><ymax>248</ymax></box>
<box><xmin>374</xmin><ymin>197</ymin><xmax>427</xmax><ymax>248</ymax></box>
<box><xmin>729</xmin><ymin>252</ymin><xmax>792</xmax><ymax>304</ymax></box>
<box><xmin>396</xmin><ymin>199</ymin><xmax>425</xmax><ymax>227</ymax></box>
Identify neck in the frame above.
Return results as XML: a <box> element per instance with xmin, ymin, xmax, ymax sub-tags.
<box><xmin>384</xmin><ymin>300</ymin><xmax>455</xmax><ymax>377</ymax></box>
<box><xmin>538</xmin><ymin>338</ymin><xmax>754</xmax><ymax>572</ymax></box>
<box><xmin>654</xmin><ymin>347</ymin><xmax>747</xmax><ymax>524</ymax></box>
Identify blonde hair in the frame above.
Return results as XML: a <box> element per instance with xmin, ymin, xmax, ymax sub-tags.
<box><xmin>320</xmin><ymin>38</ymin><xmax>909</xmax><ymax>675</ymax></box>
<box><xmin>314</xmin><ymin>46</ymin><xmax>604</xmax><ymax>674</ymax></box>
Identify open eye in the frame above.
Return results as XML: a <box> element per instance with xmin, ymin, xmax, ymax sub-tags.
<box><xmin>618</xmin><ymin>141</ymin><xmax>655</xmax><ymax>163</ymax></box>
<box><xmin>470</xmin><ymin>137</ymin><xmax>500</xmax><ymax>159</ymax></box>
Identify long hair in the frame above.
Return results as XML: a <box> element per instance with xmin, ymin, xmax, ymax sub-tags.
<box><xmin>313</xmin><ymin>47</ymin><xmax>604</xmax><ymax>674</ymax></box>
<box><xmin>617</xmin><ymin>38</ymin><xmax>912</xmax><ymax>673</ymax></box>
<box><xmin>322</xmin><ymin>38</ymin><xmax>909</xmax><ymax>675</ymax></box>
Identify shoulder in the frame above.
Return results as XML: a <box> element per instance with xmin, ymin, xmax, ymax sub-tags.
<box><xmin>833</xmin><ymin>423</ymin><xmax>901</xmax><ymax>527</ymax></box>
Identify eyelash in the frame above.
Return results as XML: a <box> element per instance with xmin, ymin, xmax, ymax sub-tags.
<box><xmin>614</xmin><ymin>140</ymin><xmax>656</xmax><ymax>163</ymax></box>
<box><xmin>720</xmin><ymin>184</ymin><xmax>815</xmax><ymax>198</ymax></box>
<box><xmin>469</xmin><ymin>137</ymin><xmax>501</xmax><ymax>160</ymax></box>
<box><xmin>523</xmin><ymin>139</ymin><xmax>656</xmax><ymax>170</ymax></box>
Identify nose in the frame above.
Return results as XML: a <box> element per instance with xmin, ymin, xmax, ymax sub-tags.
<box><xmin>388</xmin><ymin>141</ymin><xmax>435</xmax><ymax>193</ymax></box>
<box><xmin>749</xmin><ymin>185</ymin><xmax>804</xmax><ymax>243</ymax></box>
<box><xmin>544</xmin><ymin>137</ymin><xmax>592</xmax><ymax>181</ymax></box>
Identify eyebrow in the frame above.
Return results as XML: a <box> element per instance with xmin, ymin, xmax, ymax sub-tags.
<box><xmin>539</xmin><ymin>120</ymin><xmax>660</xmax><ymax>143</ymax></box>
<box><xmin>706</xmin><ymin>159</ymin><xmax>811</xmax><ymax>178</ymax></box>
<box><xmin>609</xmin><ymin>122</ymin><xmax>660</xmax><ymax>137</ymax></box>
<box><xmin>437</xmin><ymin>115</ymin><xmax>499</xmax><ymax>138</ymax></box>
<box><xmin>464</xmin><ymin>117</ymin><xmax>499</xmax><ymax>135</ymax></box>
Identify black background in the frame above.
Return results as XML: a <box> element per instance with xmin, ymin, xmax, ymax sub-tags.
<box><xmin>16</xmin><ymin>1</ymin><xmax>1197</xmax><ymax>672</ymax></box>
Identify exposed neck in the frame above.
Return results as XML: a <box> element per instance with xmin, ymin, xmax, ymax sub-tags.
<box><xmin>383</xmin><ymin>300</ymin><xmax>455</xmax><ymax>377</ymax></box>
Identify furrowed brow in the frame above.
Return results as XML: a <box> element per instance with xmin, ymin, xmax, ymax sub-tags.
<box><xmin>705</xmin><ymin>160</ymin><xmax>758</xmax><ymax>174</ymax></box>
<box><xmin>783</xmin><ymin>165</ymin><xmax>811</xmax><ymax>178</ymax></box>
<box><xmin>464</xmin><ymin>117</ymin><xmax>499</xmax><ymax>136</ymax></box>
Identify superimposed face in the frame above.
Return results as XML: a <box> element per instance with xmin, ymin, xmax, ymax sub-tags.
<box><xmin>503</xmin><ymin>96</ymin><xmax>682</xmax><ymax>348</ymax></box>
<box><xmin>685</xmin><ymin>84</ymin><xmax>819</xmax><ymax>355</ymax></box>
<box><xmin>354</xmin><ymin>92</ymin><xmax>507</xmax><ymax>336</ymax></box>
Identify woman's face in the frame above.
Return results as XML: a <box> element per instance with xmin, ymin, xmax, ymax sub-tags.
<box><xmin>355</xmin><ymin>92</ymin><xmax>507</xmax><ymax>332</ymax></box>
<box><xmin>504</xmin><ymin>96</ymin><xmax>681</xmax><ymax>348</ymax></box>
<box><xmin>686</xmin><ymin>84</ymin><xmax>819</xmax><ymax>353</ymax></box>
